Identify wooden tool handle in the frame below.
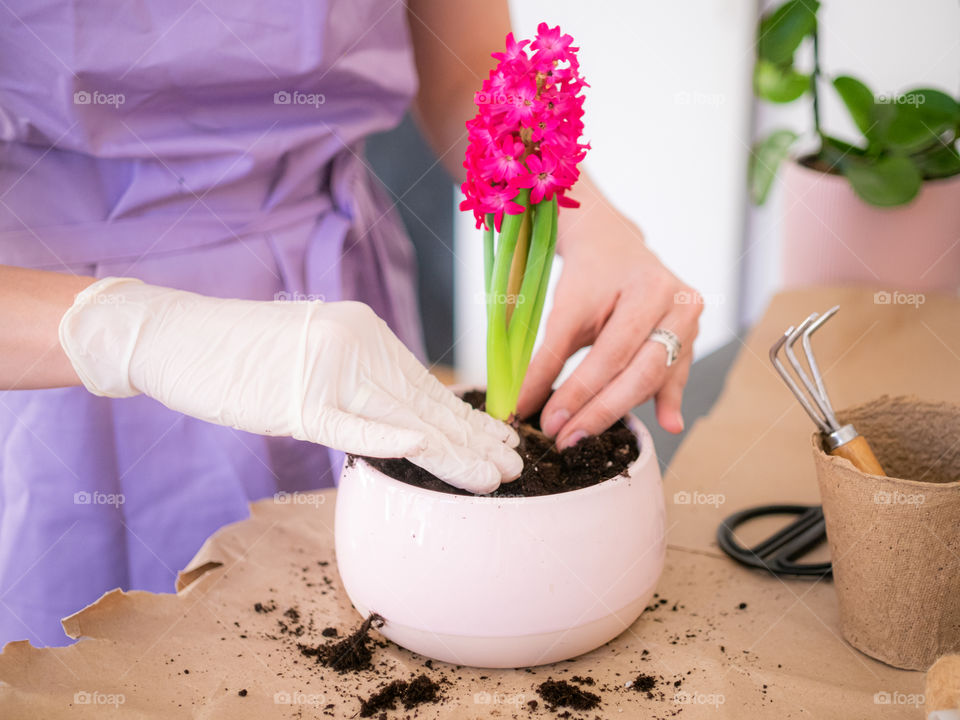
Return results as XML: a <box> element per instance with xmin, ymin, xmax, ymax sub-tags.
<box><xmin>830</xmin><ymin>435</ymin><xmax>886</xmax><ymax>476</ymax></box>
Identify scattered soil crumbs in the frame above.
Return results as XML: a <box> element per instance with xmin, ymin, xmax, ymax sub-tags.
<box><xmin>630</xmin><ymin>673</ymin><xmax>659</xmax><ymax>698</ymax></box>
<box><xmin>536</xmin><ymin>679</ymin><xmax>601</xmax><ymax>711</ymax></box>
<box><xmin>249</xmin><ymin>591</ymin><xmax>454</xmax><ymax>717</ymax></box>
<box><xmin>241</xmin><ymin>551</ymin><xmax>738</xmax><ymax>719</ymax></box>
<box><xmin>277</xmin><ymin>606</ymin><xmax>307</xmax><ymax>637</ymax></box>
<box><xmin>358</xmin><ymin>674</ymin><xmax>441</xmax><ymax>717</ymax></box>
<box><xmin>355</xmin><ymin>391</ymin><xmax>639</xmax><ymax>497</ymax></box>
<box><xmin>299</xmin><ymin>613</ymin><xmax>384</xmax><ymax>672</ymax></box>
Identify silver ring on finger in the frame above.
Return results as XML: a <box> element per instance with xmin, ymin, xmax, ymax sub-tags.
<box><xmin>648</xmin><ymin>328</ymin><xmax>681</xmax><ymax>367</ymax></box>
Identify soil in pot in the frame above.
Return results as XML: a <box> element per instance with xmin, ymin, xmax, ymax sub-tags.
<box><xmin>355</xmin><ymin>390</ymin><xmax>639</xmax><ymax>497</ymax></box>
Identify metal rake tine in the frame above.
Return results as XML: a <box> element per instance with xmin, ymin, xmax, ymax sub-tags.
<box><xmin>784</xmin><ymin>314</ymin><xmax>832</xmax><ymax>427</ymax></box>
<box><xmin>769</xmin><ymin>327</ymin><xmax>831</xmax><ymax>434</ymax></box>
<box><xmin>801</xmin><ymin>306</ymin><xmax>840</xmax><ymax>428</ymax></box>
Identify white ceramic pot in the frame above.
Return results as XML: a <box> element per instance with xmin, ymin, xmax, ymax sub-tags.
<box><xmin>334</xmin><ymin>410</ymin><xmax>665</xmax><ymax>668</ymax></box>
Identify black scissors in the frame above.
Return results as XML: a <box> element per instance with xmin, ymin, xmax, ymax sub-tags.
<box><xmin>717</xmin><ymin>504</ymin><xmax>831</xmax><ymax>578</ymax></box>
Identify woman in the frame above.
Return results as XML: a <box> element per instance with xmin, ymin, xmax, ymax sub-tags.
<box><xmin>0</xmin><ymin>0</ymin><xmax>702</xmax><ymax>646</ymax></box>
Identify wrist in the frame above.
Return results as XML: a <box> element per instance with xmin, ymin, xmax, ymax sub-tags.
<box><xmin>557</xmin><ymin>199</ymin><xmax>645</xmax><ymax>258</ymax></box>
<box><xmin>59</xmin><ymin>277</ymin><xmax>148</xmax><ymax>398</ymax></box>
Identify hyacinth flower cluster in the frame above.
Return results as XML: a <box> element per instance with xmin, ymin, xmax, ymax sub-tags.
<box><xmin>460</xmin><ymin>23</ymin><xmax>589</xmax><ymax>421</ymax></box>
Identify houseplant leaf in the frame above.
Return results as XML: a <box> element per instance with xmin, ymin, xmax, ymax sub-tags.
<box><xmin>749</xmin><ymin>129</ymin><xmax>798</xmax><ymax>204</ymax></box>
<box><xmin>909</xmin><ymin>88</ymin><xmax>960</xmax><ymax>129</ymax></box>
<box><xmin>818</xmin><ymin>134</ymin><xmax>867</xmax><ymax>173</ymax></box>
<box><xmin>865</xmin><ymin>89</ymin><xmax>958</xmax><ymax>154</ymax></box>
<box><xmin>885</xmin><ymin>88</ymin><xmax>960</xmax><ymax>153</ymax></box>
<box><xmin>755</xmin><ymin>60</ymin><xmax>809</xmax><ymax>103</ymax></box>
<box><xmin>843</xmin><ymin>155</ymin><xmax>922</xmax><ymax>207</ymax></box>
<box><xmin>833</xmin><ymin>76</ymin><xmax>876</xmax><ymax>139</ymax></box>
<box><xmin>757</xmin><ymin>0</ymin><xmax>820</xmax><ymax>65</ymax></box>
<box><xmin>913</xmin><ymin>142</ymin><xmax>960</xmax><ymax>179</ymax></box>
<box><xmin>882</xmin><ymin>101</ymin><xmax>949</xmax><ymax>152</ymax></box>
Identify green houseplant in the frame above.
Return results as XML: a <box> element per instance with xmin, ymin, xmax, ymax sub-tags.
<box><xmin>749</xmin><ymin>0</ymin><xmax>960</xmax><ymax>292</ymax></box>
<box><xmin>749</xmin><ymin>0</ymin><xmax>960</xmax><ymax>207</ymax></box>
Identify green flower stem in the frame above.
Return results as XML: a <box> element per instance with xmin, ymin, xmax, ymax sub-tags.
<box><xmin>511</xmin><ymin>198</ymin><xmax>558</xmax><ymax>403</ymax></box>
<box><xmin>484</xmin><ymin>192</ymin><xmax>559</xmax><ymax>420</ymax></box>
<box><xmin>483</xmin><ymin>213</ymin><xmax>494</xmax><ymax>294</ymax></box>
<box><xmin>485</xmin><ymin>189</ymin><xmax>530</xmax><ymax>420</ymax></box>
<box><xmin>505</xmin><ymin>206</ymin><xmax>533</xmax><ymax>325</ymax></box>
<box><xmin>507</xmin><ymin>196</ymin><xmax>556</xmax><ymax>377</ymax></box>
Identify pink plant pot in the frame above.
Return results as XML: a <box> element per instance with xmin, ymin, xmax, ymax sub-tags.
<box><xmin>781</xmin><ymin>160</ymin><xmax>960</xmax><ymax>293</ymax></box>
<box><xmin>334</xmin><ymin>409</ymin><xmax>665</xmax><ymax>668</ymax></box>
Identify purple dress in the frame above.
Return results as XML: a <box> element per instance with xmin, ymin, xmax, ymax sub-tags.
<box><xmin>0</xmin><ymin>0</ymin><xmax>425</xmax><ymax>646</ymax></box>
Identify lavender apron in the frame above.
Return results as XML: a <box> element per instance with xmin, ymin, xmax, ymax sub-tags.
<box><xmin>0</xmin><ymin>0</ymin><xmax>425</xmax><ymax>646</ymax></box>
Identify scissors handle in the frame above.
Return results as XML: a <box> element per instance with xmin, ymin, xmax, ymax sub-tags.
<box><xmin>717</xmin><ymin>504</ymin><xmax>832</xmax><ymax>578</ymax></box>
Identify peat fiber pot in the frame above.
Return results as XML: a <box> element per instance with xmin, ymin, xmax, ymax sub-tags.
<box><xmin>334</xmin><ymin>396</ymin><xmax>665</xmax><ymax>668</ymax></box>
<box><xmin>813</xmin><ymin>396</ymin><xmax>960</xmax><ymax>670</ymax></box>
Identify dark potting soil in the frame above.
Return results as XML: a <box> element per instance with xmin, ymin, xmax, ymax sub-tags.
<box><xmin>298</xmin><ymin>613</ymin><xmax>384</xmax><ymax>672</ymax></box>
<box><xmin>631</xmin><ymin>672</ymin><xmax>658</xmax><ymax>698</ymax></box>
<box><xmin>247</xmin><ymin>581</ymin><xmax>727</xmax><ymax>718</ymax></box>
<box><xmin>356</xmin><ymin>390</ymin><xmax>639</xmax><ymax>497</ymax></box>
<box><xmin>536</xmin><ymin>678</ymin><xmax>601</xmax><ymax>711</ymax></box>
<box><xmin>358</xmin><ymin>674</ymin><xmax>441</xmax><ymax>717</ymax></box>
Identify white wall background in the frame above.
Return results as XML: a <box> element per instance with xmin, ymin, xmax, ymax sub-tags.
<box><xmin>455</xmin><ymin>0</ymin><xmax>960</xmax><ymax>385</ymax></box>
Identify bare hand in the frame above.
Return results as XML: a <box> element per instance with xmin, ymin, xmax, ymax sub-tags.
<box><xmin>517</xmin><ymin>206</ymin><xmax>702</xmax><ymax>448</ymax></box>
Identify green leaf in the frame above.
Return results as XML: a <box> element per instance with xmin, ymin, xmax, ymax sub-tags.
<box><xmin>843</xmin><ymin>155</ymin><xmax>922</xmax><ymax>207</ymax></box>
<box><xmin>758</xmin><ymin>0</ymin><xmax>820</xmax><ymax>65</ymax></box>
<box><xmin>913</xmin><ymin>142</ymin><xmax>960</xmax><ymax>179</ymax></box>
<box><xmin>485</xmin><ymin>189</ymin><xmax>529</xmax><ymax>420</ymax></box>
<box><xmin>507</xmin><ymin>198</ymin><xmax>553</xmax><ymax>375</ymax></box>
<box><xmin>754</xmin><ymin>59</ymin><xmax>810</xmax><ymax>103</ymax></box>
<box><xmin>817</xmin><ymin>134</ymin><xmax>867</xmax><ymax>173</ymax></box>
<box><xmin>906</xmin><ymin>88</ymin><xmax>960</xmax><ymax>128</ymax></box>
<box><xmin>882</xmin><ymin>101</ymin><xmax>941</xmax><ymax>152</ymax></box>
<box><xmin>508</xmin><ymin>198</ymin><xmax>558</xmax><ymax>402</ymax></box>
<box><xmin>874</xmin><ymin>89</ymin><xmax>959</xmax><ymax>153</ymax></box>
<box><xmin>483</xmin><ymin>213</ymin><xmax>494</xmax><ymax>294</ymax></box>
<box><xmin>833</xmin><ymin>76</ymin><xmax>876</xmax><ymax>138</ymax></box>
<box><xmin>749</xmin><ymin>129</ymin><xmax>798</xmax><ymax>204</ymax></box>
<box><xmin>833</xmin><ymin>79</ymin><xmax>959</xmax><ymax>153</ymax></box>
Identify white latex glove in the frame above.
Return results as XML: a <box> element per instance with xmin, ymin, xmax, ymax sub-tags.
<box><xmin>59</xmin><ymin>277</ymin><xmax>522</xmax><ymax>493</ymax></box>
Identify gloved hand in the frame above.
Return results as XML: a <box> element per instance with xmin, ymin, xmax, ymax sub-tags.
<box><xmin>59</xmin><ymin>277</ymin><xmax>522</xmax><ymax>493</ymax></box>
